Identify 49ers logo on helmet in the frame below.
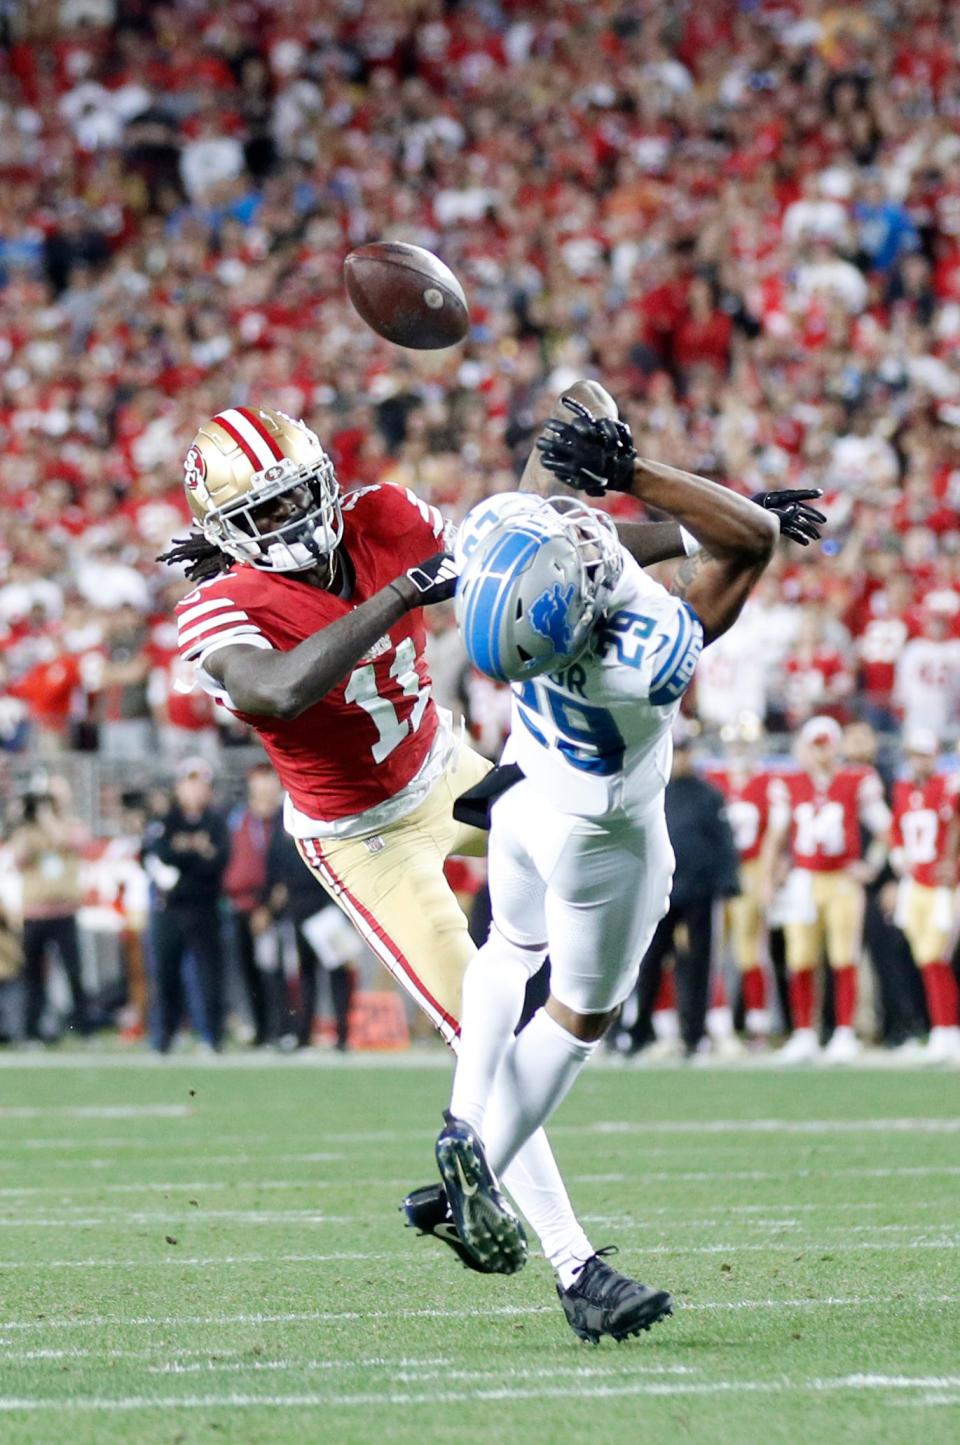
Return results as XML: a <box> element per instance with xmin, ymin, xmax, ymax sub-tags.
<box><xmin>183</xmin><ymin>446</ymin><xmax>207</xmax><ymax>490</ymax></box>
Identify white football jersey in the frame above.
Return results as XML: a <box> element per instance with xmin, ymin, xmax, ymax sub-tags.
<box><xmin>504</xmin><ymin>552</ymin><xmax>703</xmax><ymax>818</ymax></box>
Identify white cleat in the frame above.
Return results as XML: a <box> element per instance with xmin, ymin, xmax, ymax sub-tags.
<box><xmin>887</xmin><ymin>1037</ymin><xmax>929</xmax><ymax>1065</ymax></box>
<box><xmin>778</xmin><ymin>1027</ymin><xmax>820</xmax><ymax>1065</ymax></box>
<box><xmin>925</xmin><ymin>1026</ymin><xmax>960</xmax><ymax>1065</ymax></box>
<box><xmin>822</xmin><ymin>1025</ymin><xmax>861</xmax><ymax>1064</ymax></box>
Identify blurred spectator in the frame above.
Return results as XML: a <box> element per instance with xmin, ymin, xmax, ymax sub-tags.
<box><xmin>842</xmin><ymin>720</ymin><xmax>927</xmax><ymax>1047</ymax></box>
<box><xmin>223</xmin><ymin>762</ymin><xmax>284</xmax><ymax>1047</ymax></box>
<box><xmin>9</xmin><ymin>776</ymin><xmax>92</xmax><ymax>1042</ymax></box>
<box><xmin>0</xmin><ymin>900</ymin><xmax>23</xmax><ymax>1045</ymax></box>
<box><xmin>264</xmin><ymin>824</ymin><xmax>358</xmax><ymax>1051</ymax></box>
<box><xmin>142</xmin><ymin>756</ymin><xmax>229</xmax><ymax>1052</ymax></box>
<box><xmin>893</xmin><ymin>603</ymin><xmax>960</xmax><ymax>736</ymax></box>
<box><xmin>619</xmin><ymin>736</ymin><xmax>740</xmax><ymax>1058</ymax></box>
<box><xmin>97</xmin><ymin>604</ymin><xmax>152</xmax><ymax>759</ymax></box>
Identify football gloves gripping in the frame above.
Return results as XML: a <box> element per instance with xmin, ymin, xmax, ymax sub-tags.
<box><xmin>537</xmin><ymin>398</ymin><xmax>825</xmax><ymax>547</ymax></box>
<box><xmin>536</xmin><ymin>397</ymin><xmax>636</xmax><ymax>496</ymax></box>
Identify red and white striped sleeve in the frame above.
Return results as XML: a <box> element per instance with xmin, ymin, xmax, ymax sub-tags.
<box><xmin>176</xmin><ymin>587</ymin><xmax>274</xmax><ymax>669</ymax></box>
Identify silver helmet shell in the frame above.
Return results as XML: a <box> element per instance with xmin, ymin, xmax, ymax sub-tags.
<box><xmin>455</xmin><ymin>494</ymin><xmax>623</xmax><ymax>682</ymax></box>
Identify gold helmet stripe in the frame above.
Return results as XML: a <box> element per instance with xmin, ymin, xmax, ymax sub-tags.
<box><xmin>213</xmin><ymin>408</ymin><xmax>284</xmax><ymax>470</ymax></box>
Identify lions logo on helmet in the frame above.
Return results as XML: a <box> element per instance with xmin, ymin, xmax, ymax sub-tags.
<box><xmin>529</xmin><ymin>583</ymin><xmax>576</xmax><ymax>653</ymax></box>
<box><xmin>455</xmin><ymin>493</ymin><xmax>622</xmax><ymax>683</ymax></box>
<box><xmin>180</xmin><ymin>405</ymin><xmax>342</xmax><ymax>573</ymax></box>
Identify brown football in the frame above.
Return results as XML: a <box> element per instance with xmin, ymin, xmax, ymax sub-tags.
<box><xmin>343</xmin><ymin>241</ymin><xmax>469</xmax><ymax>350</ymax></box>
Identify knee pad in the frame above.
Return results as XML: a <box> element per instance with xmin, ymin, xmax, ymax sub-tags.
<box><xmin>484</xmin><ymin>923</ymin><xmax>548</xmax><ymax>982</ymax></box>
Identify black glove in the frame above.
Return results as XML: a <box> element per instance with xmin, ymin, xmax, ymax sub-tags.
<box><xmin>535</xmin><ymin>397</ymin><xmax>636</xmax><ymax>496</ymax></box>
<box><xmin>750</xmin><ymin>488</ymin><xmax>826</xmax><ymax>546</ymax></box>
<box><xmin>393</xmin><ymin>551</ymin><xmax>459</xmax><ymax>607</ymax></box>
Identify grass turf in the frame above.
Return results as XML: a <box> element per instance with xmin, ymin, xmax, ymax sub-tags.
<box><xmin>1</xmin><ymin>1053</ymin><xmax>959</xmax><ymax>1443</ymax></box>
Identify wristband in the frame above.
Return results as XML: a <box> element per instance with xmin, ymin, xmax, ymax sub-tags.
<box><xmin>680</xmin><ymin>526</ymin><xmax>701</xmax><ymax>557</ymax></box>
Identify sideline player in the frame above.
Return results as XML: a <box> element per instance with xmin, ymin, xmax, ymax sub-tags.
<box><xmin>764</xmin><ymin>716</ymin><xmax>891</xmax><ymax>1064</ymax></box>
<box><xmin>890</xmin><ymin>730</ymin><xmax>960</xmax><ymax>1062</ymax></box>
<box><xmin>159</xmin><ymin>390</ymin><xmax>726</xmax><ymax>1335</ymax></box>
<box><xmin>433</xmin><ymin>401</ymin><xmax>781</xmax><ymax>1339</ymax></box>
<box><xmin>706</xmin><ymin>716</ymin><xmax>777</xmax><ymax>1043</ymax></box>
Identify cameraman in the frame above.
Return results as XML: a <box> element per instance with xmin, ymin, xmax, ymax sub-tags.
<box><xmin>142</xmin><ymin>758</ymin><xmax>229</xmax><ymax>1052</ymax></box>
<box><xmin>10</xmin><ymin>778</ymin><xmax>92</xmax><ymax>1042</ymax></box>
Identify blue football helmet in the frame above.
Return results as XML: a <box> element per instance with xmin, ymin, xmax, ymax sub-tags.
<box><xmin>455</xmin><ymin>494</ymin><xmax>623</xmax><ymax>682</ymax></box>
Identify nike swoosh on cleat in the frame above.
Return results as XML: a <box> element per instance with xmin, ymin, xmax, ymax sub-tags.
<box><xmin>453</xmin><ymin>1153</ymin><xmax>479</xmax><ymax>1198</ymax></box>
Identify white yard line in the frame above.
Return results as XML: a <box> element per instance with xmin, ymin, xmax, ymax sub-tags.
<box><xmin>0</xmin><ymin>1211</ymin><xmax>355</xmax><ymax>1227</ymax></box>
<box><xmin>3</xmin><ymin>1374</ymin><xmax>960</xmax><ymax>1411</ymax></box>
<box><xmin>0</xmin><ymin>1105</ymin><xmax>191</xmax><ymax>1120</ymax></box>
<box><xmin>2</xmin><ymin>1293</ymin><xmax>959</xmax><ymax>1334</ymax></box>
<box><xmin>0</xmin><ymin>1252</ymin><xmax>395</xmax><ymax>1269</ymax></box>
<box><xmin>582</xmin><ymin>1117</ymin><xmax>960</xmax><ymax>1136</ymax></box>
<box><xmin>0</xmin><ymin>1183</ymin><xmax>957</xmax><ymax>1219</ymax></box>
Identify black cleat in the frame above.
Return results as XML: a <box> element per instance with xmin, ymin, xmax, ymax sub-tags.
<box><xmin>557</xmin><ymin>1247</ymin><xmax>673</xmax><ymax>1344</ymax></box>
<box><xmin>435</xmin><ymin>1110</ymin><xmax>527</xmax><ymax>1275</ymax></box>
<box><xmin>401</xmin><ymin>1183</ymin><xmax>496</xmax><ymax>1274</ymax></box>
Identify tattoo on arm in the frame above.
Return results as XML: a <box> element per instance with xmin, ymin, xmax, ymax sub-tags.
<box><xmin>670</xmin><ymin>549</ymin><xmax>710</xmax><ymax>599</ymax></box>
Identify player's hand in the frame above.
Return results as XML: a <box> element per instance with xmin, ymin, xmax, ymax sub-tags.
<box><xmin>394</xmin><ymin>551</ymin><xmax>459</xmax><ymax>608</ymax></box>
<box><xmin>535</xmin><ymin>397</ymin><xmax>636</xmax><ymax>496</ymax></box>
<box><xmin>750</xmin><ymin>488</ymin><xmax>826</xmax><ymax>546</ymax></box>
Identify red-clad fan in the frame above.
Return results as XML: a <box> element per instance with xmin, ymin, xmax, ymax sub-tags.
<box><xmin>705</xmin><ymin>714</ymin><xmax>776</xmax><ymax>1042</ymax></box>
<box><xmin>146</xmin><ymin>616</ymin><xmax>220</xmax><ymax>761</ymax></box>
<box><xmin>765</xmin><ymin>715</ymin><xmax>891</xmax><ymax>1064</ymax></box>
<box><xmin>890</xmin><ymin>730</ymin><xmax>960</xmax><ymax>1063</ymax></box>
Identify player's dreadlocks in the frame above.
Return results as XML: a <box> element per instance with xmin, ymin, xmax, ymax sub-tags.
<box><xmin>157</xmin><ymin>531</ymin><xmax>233</xmax><ymax>583</ymax></box>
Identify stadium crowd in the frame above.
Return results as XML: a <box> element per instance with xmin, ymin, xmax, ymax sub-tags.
<box><xmin>1</xmin><ymin>0</ymin><xmax>960</xmax><ymax>1058</ymax></box>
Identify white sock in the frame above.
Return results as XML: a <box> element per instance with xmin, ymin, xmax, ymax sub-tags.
<box><xmin>449</xmin><ymin>931</ymin><xmax>540</xmax><ymax>1136</ymax></box>
<box><xmin>484</xmin><ymin>1008</ymin><xmax>597</xmax><ymax>1182</ymax></box>
<box><xmin>500</xmin><ymin>1129</ymin><xmax>595</xmax><ymax>1289</ymax></box>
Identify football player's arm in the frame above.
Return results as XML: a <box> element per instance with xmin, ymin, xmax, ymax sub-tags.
<box><xmin>758</xmin><ymin>782</ymin><xmax>791</xmax><ymax>905</ymax></box>
<box><xmin>888</xmin><ymin>806</ymin><xmax>906</xmax><ymax>877</ymax></box>
<box><xmin>938</xmin><ymin>809</ymin><xmax>960</xmax><ymax>886</ymax></box>
<box><xmin>518</xmin><ymin>380</ymin><xmax>692</xmax><ymax>567</ymax></box>
<box><xmin>633</xmin><ymin>458</ymin><xmax>777</xmax><ymax>644</ymax></box>
<box><xmin>201</xmin><ymin>565</ymin><xmax>445</xmax><ymax>720</ymax></box>
<box><xmin>851</xmin><ymin>773</ymin><xmax>891</xmax><ymax>884</ymax></box>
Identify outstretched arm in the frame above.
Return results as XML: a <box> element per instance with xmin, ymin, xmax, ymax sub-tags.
<box><xmin>632</xmin><ymin>455</ymin><xmax>777</xmax><ymax>643</ymax></box>
<box><xmin>518</xmin><ymin>383</ymin><xmax>822</xmax><ymax>569</ymax></box>
<box><xmin>536</xmin><ymin>404</ymin><xmax>778</xmax><ymax>643</ymax></box>
<box><xmin>519</xmin><ymin>381</ymin><xmax>690</xmax><ymax>567</ymax></box>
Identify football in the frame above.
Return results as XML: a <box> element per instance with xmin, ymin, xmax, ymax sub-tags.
<box><xmin>343</xmin><ymin>241</ymin><xmax>469</xmax><ymax>349</ymax></box>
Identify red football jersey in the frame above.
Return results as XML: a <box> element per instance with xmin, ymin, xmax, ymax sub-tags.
<box><xmin>705</xmin><ymin>767</ymin><xmax>773</xmax><ymax>862</ymax></box>
<box><xmin>775</xmin><ymin>766</ymin><xmax>887</xmax><ymax>872</ymax></box>
<box><xmin>891</xmin><ymin>774</ymin><xmax>958</xmax><ymax>887</ymax></box>
<box><xmin>175</xmin><ymin>485</ymin><xmax>446</xmax><ymax>824</ymax></box>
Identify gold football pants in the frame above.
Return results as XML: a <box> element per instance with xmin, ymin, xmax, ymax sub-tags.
<box><xmin>784</xmin><ymin>870</ymin><xmax>864</xmax><ymax>973</ymax></box>
<box><xmin>297</xmin><ymin>745</ymin><xmax>492</xmax><ymax>1044</ymax></box>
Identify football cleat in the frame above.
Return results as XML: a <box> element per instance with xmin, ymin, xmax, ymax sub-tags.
<box><xmin>557</xmin><ymin>1247</ymin><xmax>674</xmax><ymax>1344</ymax></box>
<box><xmin>401</xmin><ymin>1183</ymin><xmax>497</xmax><ymax>1274</ymax></box>
<box><xmin>822</xmin><ymin>1025</ymin><xmax>860</xmax><ymax>1064</ymax></box>
<box><xmin>434</xmin><ymin>1111</ymin><xmax>527</xmax><ymax>1275</ymax></box>
<box><xmin>778</xmin><ymin>1027</ymin><xmax>820</xmax><ymax>1065</ymax></box>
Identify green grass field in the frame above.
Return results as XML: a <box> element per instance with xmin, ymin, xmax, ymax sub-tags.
<box><xmin>1</xmin><ymin>1052</ymin><xmax>959</xmax><ymax>1444</ymax></box>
